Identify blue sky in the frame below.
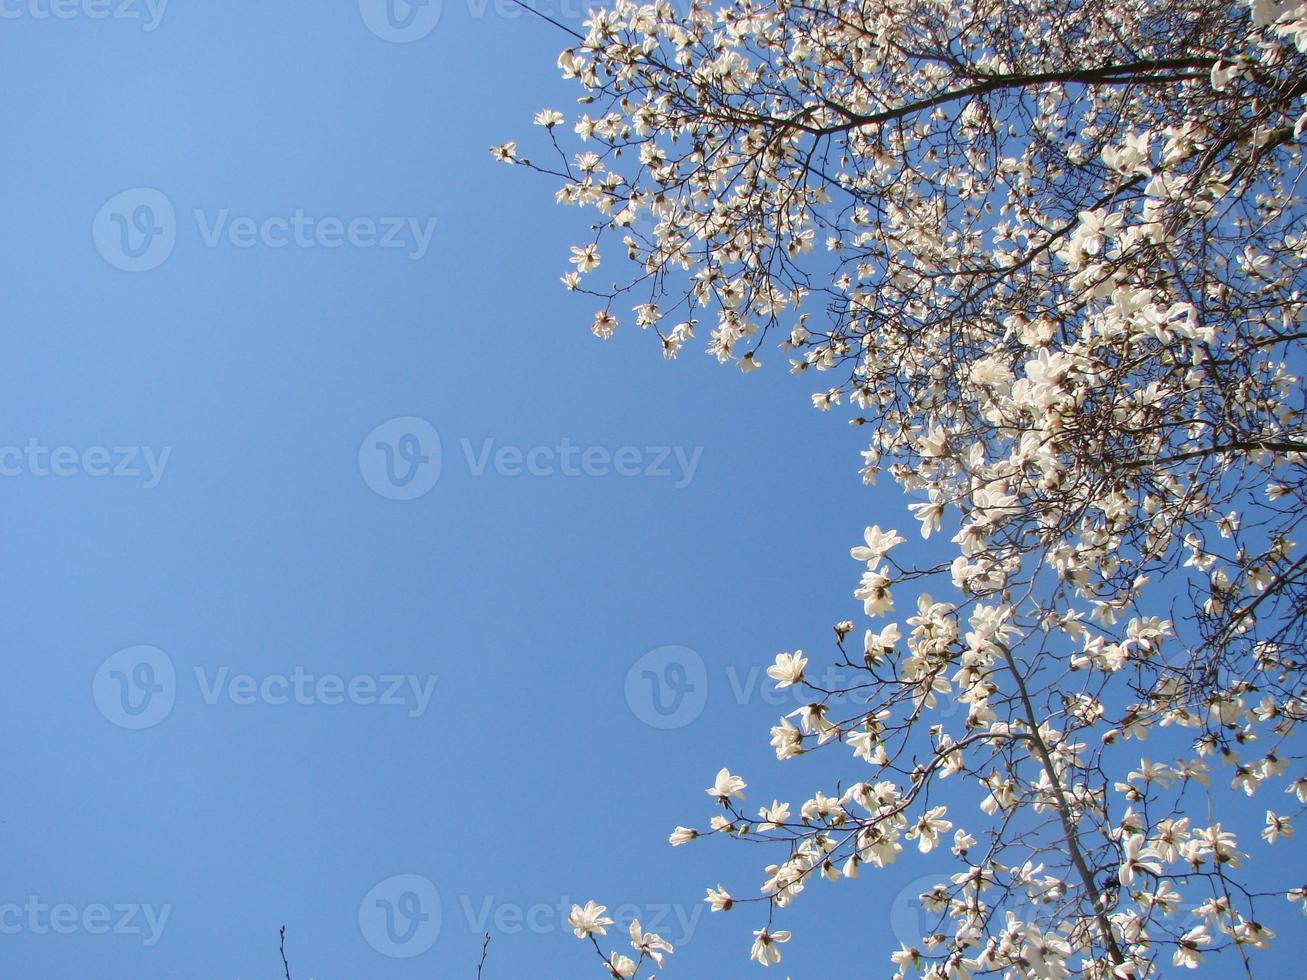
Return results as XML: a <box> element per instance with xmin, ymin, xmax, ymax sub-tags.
<box><xmin>0</xmin><ymin>2</ymin><xmax>1303</xmax><ymax>978</ymax></box>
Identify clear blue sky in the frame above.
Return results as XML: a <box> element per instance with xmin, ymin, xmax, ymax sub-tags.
<box><xmin>0</xmin><ymin>3</ymin><xmax>1302</xmax><ymax>978</ymax></box>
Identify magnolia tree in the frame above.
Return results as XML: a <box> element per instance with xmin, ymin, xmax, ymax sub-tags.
<box><xmin>500</xmin><ymin>0</ymin><xmax>1307</xmax><ymax>975</ymax></box>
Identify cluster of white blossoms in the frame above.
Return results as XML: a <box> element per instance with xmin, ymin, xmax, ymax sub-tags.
<box><xmin>510</xmin><ymin>0</ymin><xmax>1307</xmax><ymax>975</ymax></box>
<box><xmin>566</xmin><ymin>900</ymin><xmax>675</xmax><ymax>977</ymax></box>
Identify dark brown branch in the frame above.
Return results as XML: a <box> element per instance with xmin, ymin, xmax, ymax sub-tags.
<box><xmin>820</xmin><ymin>58</ymin><xmax>1219</xmax><ymax>135</ymax></box>
<box><xmin>1000</xmin><ymin>644</ymin><xmax>1131</xmax><ymax>974</ymax></box>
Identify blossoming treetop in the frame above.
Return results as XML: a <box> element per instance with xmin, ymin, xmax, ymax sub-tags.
<box><xmin>502</xmin><ymin>0</ymin><xmax>1307</xmax><ymax>975</ymax></box>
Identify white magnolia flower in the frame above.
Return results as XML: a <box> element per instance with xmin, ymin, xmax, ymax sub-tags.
<box><xmin>604</xmin><ymin>952</ymin><xmax>636</xmax><ymax>978</ymax></box>
<box><xmin>706</xmin><ymin>768</ymin><xmax>746</xmax><ymax>801</ymax></box>
<box><xmin>757</xmin><ymin>800</ymin><xmax>791</xmax><ymax>831</ymax></box>
<box><xmin>668</xmin><ymin>826</ymin><xmax>697</xmax><ymax>846</ymax></box>
<box><xmin>1287</xmin><ymin>886</ymin><xmax>1307</xmax><ymax>914</ymax></box>
<box><xmin>855</xmin><ymin>567</ymin><xmax>894</xmax><ymax>616</ymax></box>
<box><xmin>749</xmin><ymin>928</ymin><xmax>791</xmax><ymax>966</ymax></box>
<box><xmin>705</xmin><ymin>884</ymin><xmax>733</xmax><ymax>911</ymax></box>
<box><xmin>891</xmin><ymin>944</ymin><xmax>922</xmax><ymax>969</ymax></box>
<box><xmin>766</xmin><ymin>651</ymin><xmax>807</xmax><ymax>688</ymax></box>
<box><xmin>864</xmin><ymin>623</ymin><xmax>900</xmax><ymax>663</ymax></box>
<box><xmin>570</xmin><ymin>244</ymin><xmax>601</xmax><ymax>274</ymax></box>
<box><xmin>1173</xmin><ymin>924</ymin><xmax>1210</xmax><ymax>968</ymax></box>
<box><xmin>850</xmin><ymin>525</ymin><xmax>905</xmax><ymax>563</ymax></box>
<box><xmin>628</xmin><ymin>918</ymin><xmax>673</xmax><ymax>967</ymax></box>
<box><xmin>567</xmin><ymin>900</ymin><xmax>613</xmax><ymax>939</ymax></box>
<box><xmin>1118</xmin><ymin>835</ymin><xmax>1162</xmax><ymax>886</ymax></box>
<box><xmin>1263</xmin><ymin>810</ymin><xmax>1294</xmax><ymax>844</ymax></box>
<box><xmin>907</xmin><ymin>806</ymin><xmax>953</xmax><ymax>853</ymax></box>
<box><xmin>770</xmin><ymin>717</ymin><xmax>803</xmax><ymax>760</ymax></box>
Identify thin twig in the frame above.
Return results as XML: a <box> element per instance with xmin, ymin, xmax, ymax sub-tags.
<box><xmin>279</xmin><ymin>924</ymin><xmax>292</xmax><ymax>980</ymax></box>
<box><xmin>504</xmin><ymin>0</ymin><xmax>584</xmax><ymax>41</ymax></box>
<box><xmin>476</xmin><ymin>931</ymin><xmax>492</xmax><ymax>978</ymax></box>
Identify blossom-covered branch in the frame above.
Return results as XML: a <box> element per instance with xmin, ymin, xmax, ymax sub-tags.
<box><xmin>507</xmin><ymin>0</ymin><xmax>1307</xmax><ymax>975</ymax></box>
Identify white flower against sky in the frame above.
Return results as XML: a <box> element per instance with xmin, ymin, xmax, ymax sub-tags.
<box><xmin>749</xmin><ymin>928</ymin><xmax>791</xmax><ymax>966</ymax></box>
<box><xmin>568</xmin><ymin>901</ymin><xmax>613</xmax><ymax>940</ymax></box>
<box><xmin>706</xmin><ymin>768</ymin><xmax>746</xmax><ymax>802</ymax></box>
<box><xmin>766</xmin><ymin>651</ymin><xmax>806</xmax><ymax>688</ymax></box>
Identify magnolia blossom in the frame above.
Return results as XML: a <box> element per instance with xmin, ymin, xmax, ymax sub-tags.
<box><xmin>766</xmin><ymin>651</ymin><xmax>806</xmax><ymax>688</ymax></box>
<box><xmin>668</xmin><ymin>826</ymin><xmax>697</xmax><ymax>847</ymax></box>
<box><xmin>705</xmin><ymin>884</ymin><xmax>733</xmax><ymax>911</ymax></box>
<box><xmin>570</xmin><ymin>244</ymin><xmax>600</xmax><ymax>274</ymax></box>
<box><xmin>628</xmin><ymin>919</ymin><xmax>673</xmax><ymax>967</ymax></box>
<box><xmin>850</xmin><ymin>525</ymin><xmax>905</xmax><ymax>563</ymax></box>
<box><xmin>749</xmin><ymin>928</ymin><xmax>791</xmax><ymax>967</ymax></box>
<box><xmin>706</xmin><ymin>768</ymin><xmax>746</xmax><ymax>802</ymax></box>
<box><xmin>1264</xmin><ymin>811</ymin><xmax>1294</xmax><ymax>844</ymax></box>
<box><xmin>1118</xmin><ymin>835</ymin><xmax>1163</xmax><ymax>887</ymax></box>
<box><xmin>1173</xmin><ymin>925</ymin><xmax>1211</xmax><ymax>969</ymax></box>
<box><xmin>757</xmin><ymin>800</ymin><xmax>791</xmax><ymax>831</ymax></box>
<box><xmin>907</xmin><ymin>807</ymin><xmax>952</xmax><ymax>854</ymax></box>
<box><xmin>568</xmin><ymin>901</ymin><xmax>613</xmax><ymax>940</ymax></box>
<box><xmin>604</xmin><ymin>953</ymin><xmax>636</xmax><ymax>979</ymax></box>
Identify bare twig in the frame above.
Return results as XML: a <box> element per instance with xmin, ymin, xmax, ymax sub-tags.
<box><xmin>476</xmin><ymin>931</ymin><xmax>492</xmax><ymax>978</ymax></box>
<box><xmin>279</xmin><ymin>924</ymin><xmax>292</xmax><ymax>980</ymax></box>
